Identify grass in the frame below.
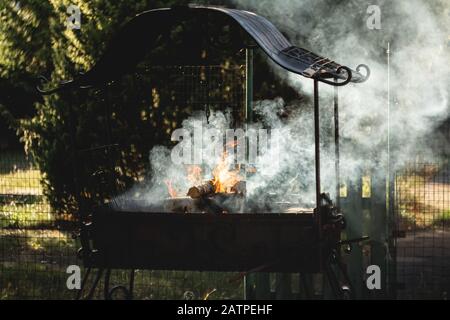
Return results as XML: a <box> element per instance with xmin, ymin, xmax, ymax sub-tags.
<box><xmin>434</xmin><ymin>209</ymin><xmax>450</xmax><ymax>225</ymax></box>
<box><xmin>0</xmin><ymin>229</ymin><xmax>243</xmax><ymax>300</ymax></box>
<box><xmin>0</xmin><ymin>151</ymin><xmax>42</xmax><ymax>195</ymax></box>
<box><xmin>0</xmin><ymin>228</ymin><xmax>79</xmax><ymax>299</ymax></box>
<box><xmin>0</xmin><ymin>152</ymin><xmax>72</xmax><ymax>229</ymax></box>
<box><xmin>0</xmin><ymin>152</ymin><xmax>48</xmax><ymax>228</ymax></box>
<box><xmin>0</xmin><ymin>169</ymin><xmax>43</xmax><ymax>195</ymax></box>
<box><xmin>0</xmin><ymin>202</ymin><xmax>53</xmax><ymax>228</ymax></box>
<box><xmin>0</xmin><ymin>267</ymin><xmax>244</xmax><ymax>300</ymax></box>
<box><xmin>1</xmin><ymin>265</ymin><xmax>78</xmax><ymax>299</ymax></box>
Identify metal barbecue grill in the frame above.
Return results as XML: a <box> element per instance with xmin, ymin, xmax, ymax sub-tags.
<box><xmin>37</xmin><ymin>4</ymin><xmax>370</xmax><ymax>300</ymax></box>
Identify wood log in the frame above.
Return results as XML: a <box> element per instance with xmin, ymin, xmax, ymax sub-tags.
<box><xmin>187</xmin><ymin>180</ymin><xmax>215</xmax><ymax>199</ymax></box>
<box><xmin>230</xmin><ymin>180</ymin><xmax>246</xmax><ymax>195</ymax></box>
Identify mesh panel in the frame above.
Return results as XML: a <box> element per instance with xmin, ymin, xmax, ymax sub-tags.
<box><xmin>394</xmin><ymin>161</ymin><xmax>450</xmax><ymax>299</ymax></box>
<box><xmin>0</xmin><ymin>65</ymin><xmax>246</xmax><ymax>299</ymax></box>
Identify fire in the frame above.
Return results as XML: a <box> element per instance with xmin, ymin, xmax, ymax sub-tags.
<box><xmin>211</xmin><ymin>151</ymin><xmax>242</xmax><ymax>193</ymax></box>
<box><xmin>176</xmin><ymin>141</ymin><xmax>245</xmax><ymax>197</ymax></box>
<box><xmin>164</xmin><ymin>180</ymin><xmax>178</xmax><ymax>198</ymax></box>
<box><xmin>187</xmin><ymin>165</ymin><xmax>203</xmax><ymax>186</ymax></box>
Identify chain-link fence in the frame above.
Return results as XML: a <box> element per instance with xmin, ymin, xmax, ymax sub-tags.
<box><xmin>394</xmin><ymin>160</ymin><xmax>450</xmax><ymax>299</ymax></box>
<box><xmin>0</xmin><ymin>151</ymin><xmax>76</xmax><ymax>299</ymax></box>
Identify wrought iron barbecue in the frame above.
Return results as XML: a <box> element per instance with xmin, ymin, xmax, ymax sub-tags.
<box><xmin>37</xmin><ymin>4</ymin><xmax>370</xmax><ymax>300</ymax></box>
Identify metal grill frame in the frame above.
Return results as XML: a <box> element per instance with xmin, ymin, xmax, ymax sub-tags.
<box><xmin>36</xmin><ymin>5</ymin><xmax>370</xmax><ymax>300</ymax></box>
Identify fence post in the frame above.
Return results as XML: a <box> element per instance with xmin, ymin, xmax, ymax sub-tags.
<box><xmin>243</xmin><ymin>47</ymin><xmax>273</xmax><ymax>299</ymax></box>
<box><xmin>369</xmin><ymin>169</ymin><xmax>388</xmax><ymax>298</ymax></box>
<box><xmin>341</xmin><ymin>176</ymin><xmax>364</xmax><ymax>298</ymax></box>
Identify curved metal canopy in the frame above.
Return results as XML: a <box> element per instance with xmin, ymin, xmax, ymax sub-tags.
<box><xmin>38</xmin><ymin>4</ymin><xmax>369</xmax><ymax>94</ymax></box>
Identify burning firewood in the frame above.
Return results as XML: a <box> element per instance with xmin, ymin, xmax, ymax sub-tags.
<box><xmin>187</xmin><ymin>180</ymin><xmax>246</xmax><ymax>199</ymax></box>
<box><xmin>187</xmin><ymin>181</ymin><xmax>215</xmax><ymax>199</ymax></box>
<box><xmin>230</xmin><ymin>180</ymin><xmax>246</xmax><ymax>196</ymax></box>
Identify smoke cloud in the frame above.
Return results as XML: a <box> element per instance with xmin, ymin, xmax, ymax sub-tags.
<box><xmin>116</xmin><ymin>0</ymin><xmax>449</xmax><ymax>210</ymax></box>
<box><xmin>232</xmin><ymin>0</ymin><xmax>449</xmax><ymax>182</ymax></box>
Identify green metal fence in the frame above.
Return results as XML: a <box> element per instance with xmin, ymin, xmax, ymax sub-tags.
<box><xmin>393</xmin><ymin>161</ymin><xmax>450</xmax><ymax>299</ymax></box>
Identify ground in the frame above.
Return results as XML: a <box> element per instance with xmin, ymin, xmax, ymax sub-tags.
<box><xmin>396</xmin><ymin>229</ymin><xmax>450</xmax><ymax>299</ymax></box>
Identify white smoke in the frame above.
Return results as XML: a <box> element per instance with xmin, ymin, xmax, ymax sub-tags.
<box><xmin>116</xmin><ymin>0</ymin><xmax>449</xmax><ymax>209</ymax></box>
<box><xmin>232</xmin><ymin>0</ymin><xmax>449</xmax><ymax>185</ymax></box>
<box><xmin>114</xmin><ymin>111</ymin><xmax>231</xmax><ymax>209</ymax></box>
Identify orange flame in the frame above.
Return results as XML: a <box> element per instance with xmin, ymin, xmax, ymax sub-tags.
<box><xmin>179</xmin><ymin>140</ymin><xmax>244</xmax><ymax>195</ymax></box>
<box><xmin>164</xmin><ymin>180</ymin><xmax>178</xmax><ymax>198</ymax></box>
<box><xmin>211</xmin><ymin>151</ymin><xmax>242</xmax><ymax>193</ymax></box>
